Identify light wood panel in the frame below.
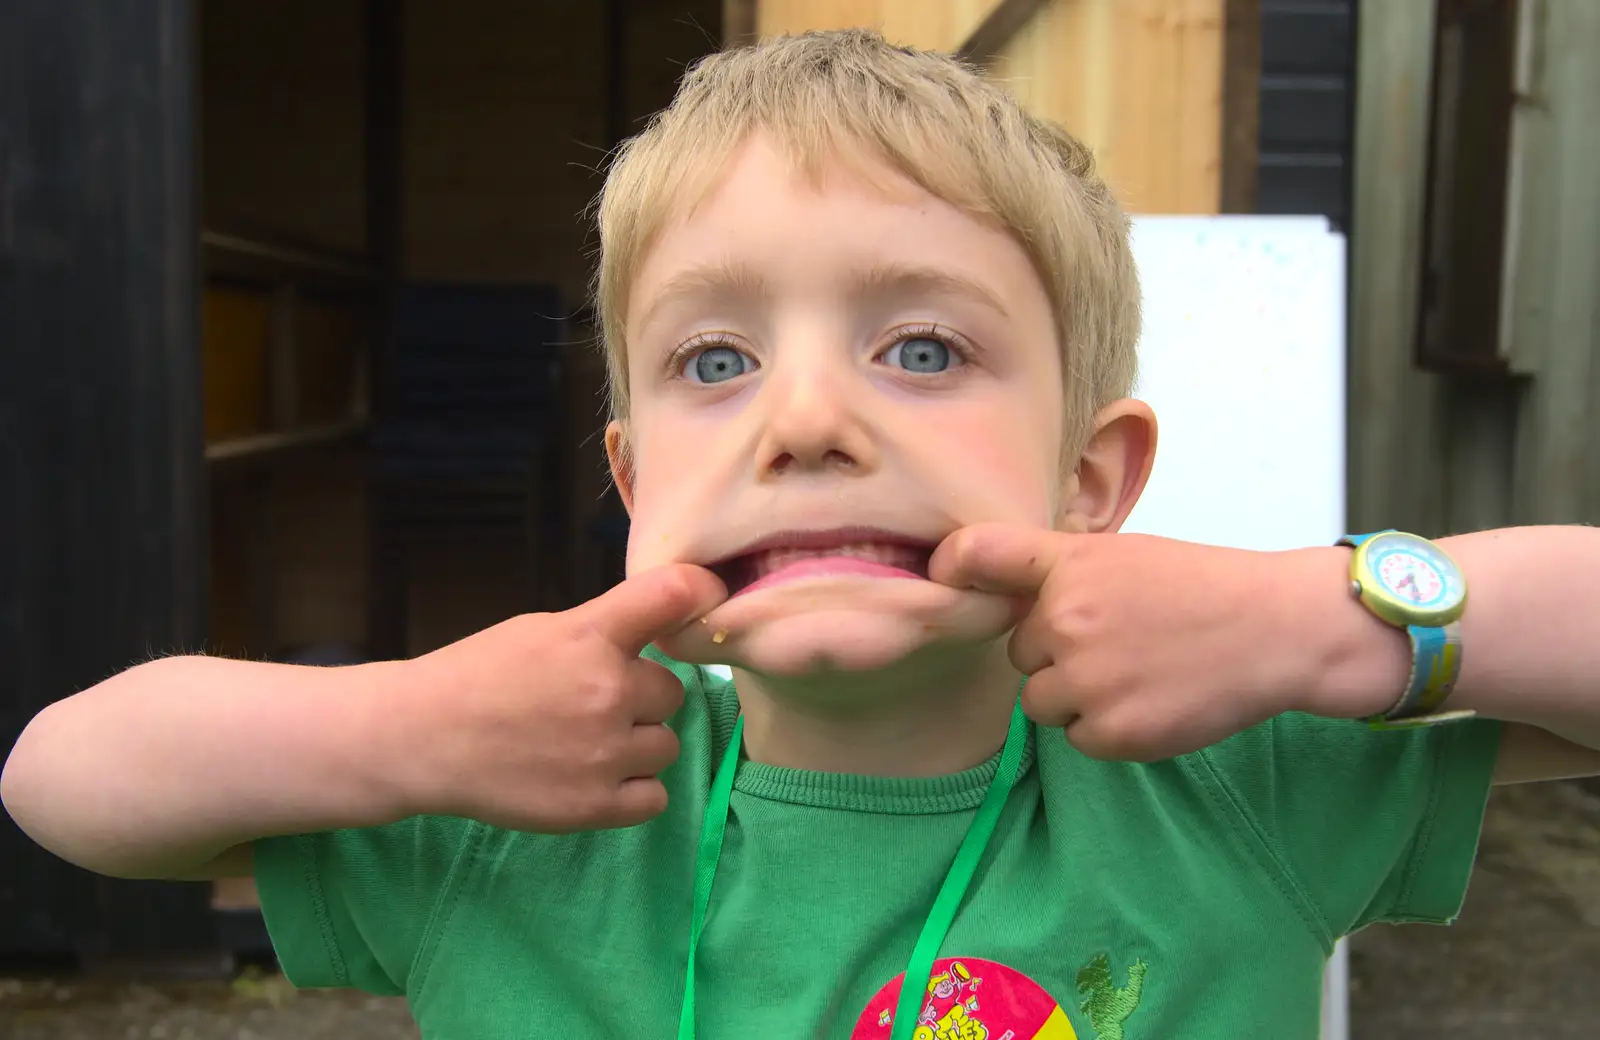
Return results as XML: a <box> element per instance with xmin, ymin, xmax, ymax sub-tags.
<box><xmin>754</xmin><ymin>0</ymin><xmax>1007</xmax><ymax>53</ymax></box>
<box><xmin>992</xmin><ymin>0</ymin><xmax>1224</xmax><ymax>214</ymax></box>
<box><xmin>747</xmin><ymin>0</ymin><xmax>1228</xmax><ymax>214</ymax></box>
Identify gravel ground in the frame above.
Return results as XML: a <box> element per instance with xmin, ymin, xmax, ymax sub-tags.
<box><xmin>1349</xmin><ymin>779</ymin><xmax>1600</xmax><ymax>1038</ymax></box>
<box><xmin>0</xmin><ymin>971</ymin><xmax>418</xmax><ymax>1040</ymax></box>
<box><xmin>3</xmin><ymin>782</ymin><xmax>1597</xmax><ymax>1039</ymax></box>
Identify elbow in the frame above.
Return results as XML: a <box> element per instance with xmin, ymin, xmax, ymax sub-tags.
<box><xmin>1</xmin><ymin>699</ymin><xmax>63</xmax><ymax>852</ymax></box>
<box><xmin>0</xmin><ymin>657</ymin><xmax>185</xmax><ymax>874</ymax></box>
<box><xmin>2</xmin><ymin>704</ymin><xmax>157</xmax><ymax>879</ymax></box>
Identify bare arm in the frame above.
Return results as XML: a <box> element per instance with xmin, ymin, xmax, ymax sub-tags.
<box><xmin>2</xmin><ymin>566</ymin><xmax>728</xmax><ymax>884</ymax></box>
<box><xmin>0</xmin><ymin>655</ymin><xmax>418</xmax><ymax>880</ymax></box>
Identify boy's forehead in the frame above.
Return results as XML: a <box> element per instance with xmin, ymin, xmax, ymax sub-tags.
<box><xmin>629</xmin><ymin>134</ymin><xmax>1029</xmax><ymax>317</ymax></box>
<box><xmin>659</xmin><ymin>133</ymin><xmax>934</xmax><ymax>238</ymax></box>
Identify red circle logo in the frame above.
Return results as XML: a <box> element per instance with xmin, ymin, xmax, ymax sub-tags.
<box><xmin>852</xmin><ymin>957</ymin><xmax>1080</xmax><ymax>1039</ymax></box>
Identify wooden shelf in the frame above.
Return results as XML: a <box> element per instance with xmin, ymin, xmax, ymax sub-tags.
<box><xmin>205</xmin><ymin>419</ymin><xmax>367</xmax><ymax>466</ymax></box>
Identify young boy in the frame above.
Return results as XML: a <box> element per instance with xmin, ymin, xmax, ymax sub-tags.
<box><xmin>5</xmin><ymin>29</ymin><xmax>1600</xmax><ymax>1040</ymax></box>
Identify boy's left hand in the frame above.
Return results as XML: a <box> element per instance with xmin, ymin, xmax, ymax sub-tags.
<box><xmin>930</xmin><ymin>523</ymin><xmax>1343</xmax><ymax>761</ymax></box>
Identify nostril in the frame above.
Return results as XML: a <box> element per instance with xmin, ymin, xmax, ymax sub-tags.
<box><xmin>761</xmin><ymin>449</ymin><xmax>860</xmax><ymax>477</ymax></box>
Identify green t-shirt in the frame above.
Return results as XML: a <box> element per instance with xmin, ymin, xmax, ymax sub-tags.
<box><xmin>256</xmin><ymin>651</ymin><xmax>1501</xmax><ymax>1039</ymax></box>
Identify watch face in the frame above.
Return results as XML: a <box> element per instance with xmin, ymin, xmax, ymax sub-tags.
<box><xmin>1366</xmin><ymin>532</ymin><xmax>1465</xmax><ymax>612</ymax></box>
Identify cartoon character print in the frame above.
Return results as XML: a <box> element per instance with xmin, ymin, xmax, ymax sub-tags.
<box><xmin>852</xmin><ymin>957</ymin><xmax>1080</xmax><ymax>1040</ymax></box>
<box><xmin>912</xmin><ymin>961</ymin><xmax>986</xmax><ymax>1040</ymax></box>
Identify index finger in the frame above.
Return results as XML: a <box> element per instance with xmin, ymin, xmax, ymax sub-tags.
<box><xmin>577</xmin><ymin>563</ymin><xmax>728</xmax><ymax>656</ymax></box>
<box><xmin>928</xmin><ymin>523</ymin><xmax>1065</xmax><ymax>596</ymax></box>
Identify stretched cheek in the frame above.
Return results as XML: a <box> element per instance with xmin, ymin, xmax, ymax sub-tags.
<box><xmin>975</xmin><ymin>457</ymin><xmax>1057</xmax><ymax>525</ymax></box>
<box><xmin>623</xmin><ymin>457</ymin><xmax>712</xmax><ymax>574</ymax></box>
<box><xmin>943</xmin><ymin>417</ymin><xmax>1059</xmax><ymax>525</ymax></box>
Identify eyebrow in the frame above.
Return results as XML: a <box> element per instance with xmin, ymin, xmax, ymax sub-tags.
<box><xmin>852</xmin><ymin>261</ymin><xmax>1011</xmax><ymax>320</ymax></box>
<box><xmin>634</xmin><ymin>259</ymin><xmax>1011</xmax><ymax>331</ymax></box>
<box><xmin>635</xmin><ymin>260</ymin><xmax>770</xmax><ymax>333</ymax></box>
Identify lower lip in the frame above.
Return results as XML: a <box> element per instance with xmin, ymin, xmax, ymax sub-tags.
<box><xmin>733</xmin><ymin>556</ymin><xmax>925</xmax><ymax>597</ymax></box>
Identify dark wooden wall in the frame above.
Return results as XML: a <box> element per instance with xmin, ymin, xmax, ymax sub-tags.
<box><xmin>2</xmin><ymin>0</ymin><xmax>722</xmax><ymax>960</ymax></box>
<box><xmin>0</xmin><ymin>0</ymin><xmax>217</xmax><ymax>959</ymax></box>
<box><xmin>201</xmin><ymin>0</ymin><xmax>722</xmax><ymax>658</ymax></box>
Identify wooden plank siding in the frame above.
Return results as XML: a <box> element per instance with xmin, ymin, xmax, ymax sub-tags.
<box><xmin>1351</xmin><ymin>0</ymin><xmax>1600</xmax><ymax>539</ymax></box>
<box><xmin>737</xmin><ymin>0</ymin><xmax>1234</xmax><ymax>215</ymax></box>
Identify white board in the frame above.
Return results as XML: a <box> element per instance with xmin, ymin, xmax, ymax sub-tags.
<box><xmin>1122</xmin><ymin>216</ymin><xmax>1347</xmax><ymax>551</ymax></box>
<box><xmin>1126</xmin><ymin>215</ymin><xmax>1349</xmax><ymax>1040</ymax></box>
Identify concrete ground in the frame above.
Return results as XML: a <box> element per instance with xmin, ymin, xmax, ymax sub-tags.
<box><xmin>3</xmin><ymin>781</ymin><xmax>1597</xmax><ymax>1039</ymax></box>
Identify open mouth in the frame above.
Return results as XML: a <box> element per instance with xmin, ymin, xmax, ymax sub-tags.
<box><xmin>709</xmin><ymin>528</ymin><xmax>935</xmax><ymax>598</ymax></box>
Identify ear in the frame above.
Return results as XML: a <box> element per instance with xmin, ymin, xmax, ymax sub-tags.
<box><xmin>1058</xmin><ymin>399</ymin><xmax>1157</xmax><ymax>534</ymax></box>
<box><xmin>604</xmin><ymin>420</ymin><xmax>637</xmax><ymax>516</ymax></box>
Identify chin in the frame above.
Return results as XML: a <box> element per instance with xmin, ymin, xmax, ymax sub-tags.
<box><xmin>727</xmin><ymin>610</ymin><xmax>944</xmax><ymax>676</ymax></box>
<box><xmin>661</xmin><ymin>573</ymin><xmax>1017</xmax><ymax>678</ymax></box>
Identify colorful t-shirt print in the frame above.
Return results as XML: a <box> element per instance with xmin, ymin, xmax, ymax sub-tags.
<box><xmin>852</xmin><ymin>958</ymin><xmax>1080</xmax><ymax>1040</ymax></box>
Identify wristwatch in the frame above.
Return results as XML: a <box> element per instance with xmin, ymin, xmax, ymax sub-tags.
<box><xmin>1337</xmin><ymin>531</ymin><xmax>1476</xmax><ymax>729</ymax></box>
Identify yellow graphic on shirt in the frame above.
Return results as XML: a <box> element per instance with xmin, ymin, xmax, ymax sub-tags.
<box><xmin>855</xmin><ymin>957</ymin><xmax>1079</xmax><ymax>1040</ymax></box>
<box><xmin>913</xmin><ymin>964</ymin><xmax>986</xmax><ymax>1040</ymax></box>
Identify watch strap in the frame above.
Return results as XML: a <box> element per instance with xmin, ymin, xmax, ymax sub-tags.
<box><xmin>1339</xmin><ymin>531</ymin><xmax>1476</xmax><ymax>729</ymax></box>
<box><xmin>1336</xmin><ymin>530</ymin><xmax>1389</xmax><ymax>549</ymax></box>
<box><xmin>1368</xmin><ymin>620</ymin><xmax>1467</xmax><ymax>728</ymax></box>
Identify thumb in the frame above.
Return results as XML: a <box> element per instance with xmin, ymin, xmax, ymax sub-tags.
<box><xmin>576</xmin><ymin>564</ymin><xmax>728</xmax><ymax>656</ymax></box>
<box><xmin>928</xmin><ymin>523</ymin><xmax>1065</xmax><ymax>597</ymax></box>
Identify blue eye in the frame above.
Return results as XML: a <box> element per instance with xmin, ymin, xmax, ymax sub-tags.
<box><xmin>689</xmin><ymin>346</ymin><xmax>754</xmax><ymax>384</ymax></box>
<box><xmin>885</xmin><ymin>336</ymin><xmax>952</xmax><ymax>373</ymax></box>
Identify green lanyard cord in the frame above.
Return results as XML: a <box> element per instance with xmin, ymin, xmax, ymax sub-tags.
<box><xmin>678</xmin><ymin>686</ymin><xmax>1030</xmax><ymax>1040</ymax></box>
<box><xmin>888</xmin><ymin>695</ymin><xmax>1029</xmax><ymax>1039</ymax></box>
<box><xmin>677</xmin><ymin>709</ymin><xmax>745</xmax><ymax>1040</ymax></box>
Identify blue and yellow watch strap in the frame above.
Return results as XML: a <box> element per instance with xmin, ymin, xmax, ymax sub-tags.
<box><xmin>1339</xmin><ymin>531</ymin><xmax>1475</xmax><ymax>729</ymax></box>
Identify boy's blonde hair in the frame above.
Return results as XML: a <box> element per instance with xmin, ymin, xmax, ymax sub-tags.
<box><xmin>594</xmin><ymin>29</ymin><xmax>1140</xmax><ymax>456</ymax></box>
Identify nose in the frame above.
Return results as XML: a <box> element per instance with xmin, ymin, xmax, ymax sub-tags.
<box><xmin>753</xmin><ymin>355</ymin><xmax>878</xmax><ymax>480</ymax></box>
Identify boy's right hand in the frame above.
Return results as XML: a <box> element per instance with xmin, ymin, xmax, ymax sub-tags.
<box><xmin>397</xmin><ymin>564</ymin><xmax>727</xmax><ymax>833</ymax></box>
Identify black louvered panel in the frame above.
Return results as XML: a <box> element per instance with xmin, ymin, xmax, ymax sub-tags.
<box><xmin>369</xmin><ymin>284</ymin><xmax>569</xmax><ymax>650</ymax></box>
<box><xmin>1257</xmin><ymin>0</ymin><xmax>1358</xmax><ymax>229</ymax></box>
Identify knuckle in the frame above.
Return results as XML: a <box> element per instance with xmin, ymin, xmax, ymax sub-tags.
<box><xmin>584</xmin><ymin>670</ymin><xmax>630</xmax><ymax>714</ymax></box>
<box><xmin>1044</xmin><ymin>596</ymin><xmax>1084</xmax><ymax>639</ymax></box>
<box><xmin>946</xmin><ymin>525</ymin><xmax>981</xmax><ymax>560</ymax></box>
<box><xmin>608</xmin><ymin>783</ymin><xmax>668</xmax><ymax>829</ymax></box>
<box><xmin>658</xmin><ymin>567</ymin><xmax>696</xmax><ymax>603</ymax></box>
<box><xmin>573</xmin><ymin>731</ymin><xmax>625</xmax><ymax>774</ymax></box>
<box><xmin>1068</xmin><ymin>720</ymin><xmax>1123</xmax><ymax>762</ymax></box>
<box><xmin>1090</xmin><ymin>706</ymin><xmax>1164</xmax><ymax>763</ymax></box>
<box><xmin>961</xmin><ymin>524</ymin><xmax>1005</xmax><ymax>565</ymax></box>
<box><xmin>636</xmin><ymin>782</ymin><xmax>670</xmax><ymax>817</ymax></box>
<box><xmin>1019</xmin><ymin>683</ymin><xmax>1068</xmax><ymax>727</ymax></box>
<box><xmin>652</xmin><ymin>726</ymin><xmax>681</xmax><ymax>760</ymax></box>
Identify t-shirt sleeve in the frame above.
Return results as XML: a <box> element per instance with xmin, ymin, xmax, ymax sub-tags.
<box><xmin>1196</xmin><ymin>712</ymin><xmax>1502</xmax><ymax>938</ymax></box>
<box><xmin>253</xmin><ymin>814</ymin><xmax>482</xmax><ymax>994</ymax></box>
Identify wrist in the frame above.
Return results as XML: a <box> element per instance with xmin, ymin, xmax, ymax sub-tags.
<box><xmin>339</xmin><ymin>658</ymin><xmax>442</xmax><ymax>823</ymax></box>
<box><xmin>1280</xmin><ymin>546</ymin><xmax>1411</xmax><ymax>719</ymax></box>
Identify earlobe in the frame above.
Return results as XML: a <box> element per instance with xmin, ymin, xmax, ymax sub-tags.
<box><xmin>604</xmin><ymin>420</ymin><xmax>637</xmax><ymax>516</ymax></box>
<box><xmin>1061</xmin><ymin>400</ymin><xmax>1158</xmax><ymax>534</ymax></box>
